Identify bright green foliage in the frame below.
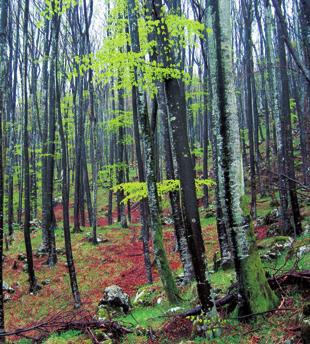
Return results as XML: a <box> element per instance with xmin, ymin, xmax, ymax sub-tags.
<box><xmin>98</xmin><ymin>163</ymin><xmax>128</xmax><ymax>188</ymax></box>
<box><xmin>105</xmin><ymin>111</ymin><xmax>133</xmax><ymax>133</ymax></box>
<box><xmin>113</xmin><ymin>178</ymin><xmax>215</xmax><ymax>203</ymax></box>
<box><xmin>38</xmin><ymin>0</ymin><xmax>78</xmax><ymax>26</ymax></box>
<box><xmin>75</xmin><ymin>0</ymin><xmax>213</xmax><ymax>96</ymax></box>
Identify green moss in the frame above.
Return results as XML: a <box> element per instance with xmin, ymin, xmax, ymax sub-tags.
<box><xmin>241</xmin><ymin>250</ymin><xmax>278</xmax><ymax>313</ymax></box>
<box><xmin>210</xmin><ymin>268</ymin><xmax>235</xmax><ymax>291</ymax></box>
<box><xmin>122</xmin><ymin>333</ymin><xmax>148</xmax><ymax>343</ymax></box>
<box><xmin>117</xmin><ymin>303</ymin><xmax>171</xmax><ymax>328</ymax></box>
<box><xmin>44</xmin><ymin>330</ymin><xmax>88</xmax><ymax>344</ymax></box>
<box><xmin>241</xmin><ymin>224</ymin><xmax>279</xmax><ymax>314</ymax></box>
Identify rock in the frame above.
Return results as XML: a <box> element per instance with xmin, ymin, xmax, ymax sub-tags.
<box><xmin>85</xmin><ymin>233</ymin><xmax>108</xmax><ymax>244</ymax></box>
<box><xmin>4</xmin><ymin>294</ymin><xmax>11</xmax><ymax>302</ymax></box>
<box><xmin>17</xmin><ymin>253</ymin><xmax>26</xmax><ymax>261</ymax></box>
<box><xmin>42</xmin><ymin>279</ymin><xmax>51</xmax><ymax>286</ymax></box>
<box><xmin>133</xmin><ymin>285</ymin><xmax>161</xmax><ymax>306</ymax></box>
<box><xmin>257</xmin><ymin>236</ymin><xmax>293</xmax><ymax>250</ymax></box>
<box><xmin>166</xmin><ymin>306</ymin><xmax>184</xmax><ymax>314</ymax></box>
<box><xmin>264</xmin><ymin>209</ymin><xmax>279</xmax><ymax>225</ymax></box>
<box><xmin>3</xmin><ymin>282</ymin><xmax>15</xmax><ymax>294</ymax></box>
<box><xmin>98</xmin><ymin>285</ymin><xmax>130</xmax><ymax>314</ymax></box>
<box><xmin>36</xmin><ymin>246</ymin><xmax>48</xmax><ymax>257</ymax></box>
<box><xmin>297</xmin><ymin>245</ymin><xmax>310</xmax><ymax>258</ymax></box>
<box><xmin>260</xmin><ymin>237</ymin><xmax>293</xmax><ymax>261</ymax></box>
<box><xmin>56</xmin><ymin>248</ymin><xmax>66</xmax><ymax>255</ymax></box>
<box><xmin>162</xmin><ymin>216</ymin><xmax>174</xmax><ymax>225</ymax></box>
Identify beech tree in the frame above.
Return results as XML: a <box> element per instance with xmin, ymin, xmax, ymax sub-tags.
<box><xmin>211</xmin><ymin>0</ymin><xmax>278</xmax><ymax>315</ymax></box>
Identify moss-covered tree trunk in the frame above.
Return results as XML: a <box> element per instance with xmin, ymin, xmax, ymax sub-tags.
<box><xmin>211</xmin><ymin>0</ymin><xmax>279</xmax><ymax>316</ymax></box>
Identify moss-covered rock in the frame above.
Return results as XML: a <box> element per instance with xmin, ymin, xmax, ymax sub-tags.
<box><xmin>257</xmin><ymin>236</ymin><xmax>292</xmax><ymax>249</ymax></box>
<box><xmin>133</xmin><ymin>285</ymin><xmax>162</xmax><ymax>306</ymax></box>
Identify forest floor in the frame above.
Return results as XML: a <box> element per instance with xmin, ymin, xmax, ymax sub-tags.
<box><xmin>2</xmin><ymin>196</ymin><xmax>310</xmax><ymax>344</ymax></box>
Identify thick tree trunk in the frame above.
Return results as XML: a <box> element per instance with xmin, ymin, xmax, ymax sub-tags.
<box><xmin>157</xmin><ymin>81</ymin><xmax>194</xmax><ymax>284</ymax></box>
<box><xmin>151</xmin><ymin>0</ymin><xmax>214</xmax><ymax>311</ymax></box>
<box><xmin>211</xmin><ymin>0</ymin><xmax>278</xmax><ymax>316</ymax></box>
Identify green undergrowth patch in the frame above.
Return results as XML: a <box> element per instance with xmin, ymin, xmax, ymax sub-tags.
<box><xmin>210</xmin><ymin>268</ymin><xmax>235</xmax><ymax>291</ymax></box>
<box><xmin>262</xmin><ymin>232</ymin><xmax>310</xmax><ymax>273</ymax></box>
<box><xmin>200</xmin><ymin>216</ymin><xmax>217</xmax><ymax>227</ymax></box>
<box><xmin>118</xmin><ymin>302</ymin><xmax>172</xmax><ymax>329</ymax></box>
<box><xmin>43</xmin><ymin>330</ymin><xmax>89</xmax><ymax>344</ymax></box>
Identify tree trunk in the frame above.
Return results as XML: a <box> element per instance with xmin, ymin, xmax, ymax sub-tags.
<box><xmin>22</xmin><ymin>0</ymin><xmax>39</xmax><ymax>293</ymax></box>
<box><xmin>128</xmin><ymin>0</ymin><xmax>179</xmax><ymax>303</ymax></box>
<box><xmin>151</xmin><ymin>0</ymin><xmax>214</xmax><ymax>311</ymax></box>
<box><xmin>211</xmin><ymin>0</ymin><xmax>278</xmax><ymax>316</ymax></box>
<box><xmin>0</xmin><ymin>0</ymin><xmax>8</xmax><ymax>339</ymax></box>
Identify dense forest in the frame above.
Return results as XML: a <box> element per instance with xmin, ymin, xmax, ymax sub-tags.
<box><xmin>0</xmin><ymin>0</ymin><xmax>309</xmax><ymax>342</ymax></box>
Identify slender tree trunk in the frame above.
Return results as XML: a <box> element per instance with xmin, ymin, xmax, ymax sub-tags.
<box><xmin>56</xmin><ymin>45</ymin><xmax>81</xmax><ymax>309</ymax></box>
<box><xmin>131</xmin><ymin>88</ymin><xmax>153</xmax><ymax>284</ymax></box>
<box><xmin>274</xmin><ymin>0</ymin><xmax>302</xmax><ymax>236</ymax></box>
<box><xmin>116</xmin><ymin>87</ymin><xmax>128</xmax><ymax>228</ymax></box>
<box><xmin>22</xmin><ymin>0</ymin><xmax>39</xmax><ymax>293</ymax></box>
<box><xmin>0</xmin><ymin>0</ymin><xmax>8</xmax><ymax>339</ymax></box>
<box><xmin>128</xmin><ymin>0</ymin><xmax>179</xmax><ymax>303</ymax></box>
<box><xmin>241</xmin><ymin>0</ymin><xmax>257</xmax><ymax>219</ymax></box>
<box><xmin>41</xmin><ymin>15</ymin><xmax>50</xmax><ymax>251</ymax></box>
<box><xmin>46</xmin><ymin>9</ymin><xmax>59</xmax><ymax>266</ymax></box>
